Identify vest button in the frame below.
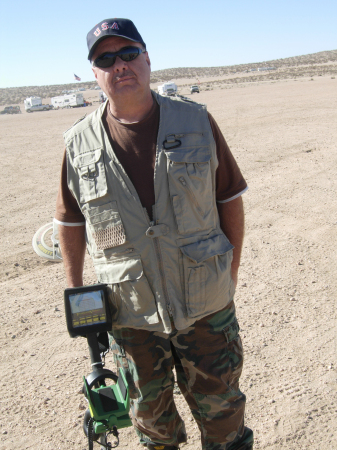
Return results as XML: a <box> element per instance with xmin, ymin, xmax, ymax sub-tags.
<box><xmin>148</xmin><ymin>229</ymin><xmax>155</xmax><ymax>235</ymax></box>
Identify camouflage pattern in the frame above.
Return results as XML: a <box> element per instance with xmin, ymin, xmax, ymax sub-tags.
<box><xmin>109</xmin><ymin>301</ymin><xmax>253</xmax><ymax>449</ymax></box>
<box><xmin>145</xmin><ymin>445</ymin><xmax>179</xmax><ymax>450</ymax></box>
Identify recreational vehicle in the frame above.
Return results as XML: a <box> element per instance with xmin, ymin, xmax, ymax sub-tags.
<box><xmin>99</xmin><ymin>91</ymin><xmax>108</xmax><ymax>103</ymax></box>
<box><xmin>158</xmin><ymin>82</ymin><xmax>178</xmax><ymax>96</ymax></box>
<box><xmin>51</xmin><ymin>93</ymin><xmax>84</xmax><ymax>109</ymax></box>
<box><xmin>24</xmin><ymin>97</ymin><xmax>52</xmax><ymax>112</ymax></box>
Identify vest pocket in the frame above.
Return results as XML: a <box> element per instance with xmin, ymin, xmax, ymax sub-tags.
<box><xmin>73</xmin><ymin>148</ymin><xmax>107</xmax><ymax>203</ymax></box>
<box><xmin>165</xmin><ymin>145</ymin><xmax>215</xmax><ymax>234</ymax></box>
<box><xmin>94</xmin><ymin>256</ymin><xmax>159</xmax><ymax>328</ymax></box>
<box><xmin>179</xmin><ymin>234</ymin><xmax>234</xmax><ymax>318</ymax></box>
<box><xmin>83</xmin><ymin>201</ymin><xmax>126</xmax><ymax>250</ymax></box>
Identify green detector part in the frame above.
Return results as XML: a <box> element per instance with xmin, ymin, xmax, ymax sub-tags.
<box><xmin>83</xmin><ymin>366</ymin><xmax>132</xmax><ymax>433</ymax></box>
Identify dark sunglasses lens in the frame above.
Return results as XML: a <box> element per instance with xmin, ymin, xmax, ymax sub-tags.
<box><xmin>95</xmin><ymin>55</ymin><xmax>116</xmax><ymax>68</ymax></box>
<box><xmin>120</xmin><ymin>49</ymin><xmax>140</xmax><ymax>62</ymax></box>
<box><xmin>94</xmin><ymin>48</ymin><xmax>142</xmax><ymax>68</ymax></box>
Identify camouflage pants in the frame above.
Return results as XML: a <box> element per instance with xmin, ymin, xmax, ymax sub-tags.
<box><xmin>110</xmin><ymin>301</ymin><xmax>253</xmax><ymax>450</ymax></box>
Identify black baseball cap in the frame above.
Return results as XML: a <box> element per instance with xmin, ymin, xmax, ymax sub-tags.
<box><xmin>87</xmin><ymin>18</ymin><xmax>146</xmax><ymax>60</ymax></box>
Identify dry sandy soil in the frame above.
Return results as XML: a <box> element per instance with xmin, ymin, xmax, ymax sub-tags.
<box><xmin>0</xmin><ymin>75</ymin><xmax>336</xmax><ymax>450</ymax></box>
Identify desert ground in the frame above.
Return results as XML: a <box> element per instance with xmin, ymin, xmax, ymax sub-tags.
<box><xmin>0</xmin><ymin>73</ymin><xmax>336</xmax><ymax>450</ymax></box>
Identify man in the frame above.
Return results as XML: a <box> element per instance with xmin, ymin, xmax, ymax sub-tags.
<box><xmin>55</xmin><ymin>18</ymin><xmax>253</xmax><ymax>450</ymax></box>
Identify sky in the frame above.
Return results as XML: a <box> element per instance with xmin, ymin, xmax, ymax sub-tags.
<box><xmin>0</xmin><ymin>0</ymin><xmax>336</xmax><ymax>88</ymax></box>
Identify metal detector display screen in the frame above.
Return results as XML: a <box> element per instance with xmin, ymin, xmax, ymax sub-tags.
<box><xmin>69</xmin><ymin>290</ymin><xmax>107</xmax><ymax>329</ymax></box>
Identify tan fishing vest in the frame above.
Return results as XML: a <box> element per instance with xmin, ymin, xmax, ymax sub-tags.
<box><xmin>64</xmin><ymin>92</ymin><xmax>235</xmax><ymax>333</ymax></box>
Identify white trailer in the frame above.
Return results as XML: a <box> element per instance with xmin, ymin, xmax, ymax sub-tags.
<box><xmin>99</xmin><ymin>91</ymin><xmax>107</xmax><ymax>103</ymax></box>
<box><xmin>51</xmin><ymin>93</ymin><xmax>84</xmax><ymax>109</ymax></box>
<box><xmin>24</xmin><ymin>97</ymin><xmax>42</xmax><ymax>110</ymax></box>
<box><xmin>24</xmin><ymin>96</ymin><xmax>52</xmax><ymax>112</ymax></box>
<box><xmin>158</xmin><ymin>82</ymin><xmax>178</xmax><ymax>96</ymax></box>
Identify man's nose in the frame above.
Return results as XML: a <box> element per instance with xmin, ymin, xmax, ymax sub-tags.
<box><xmin>113</xmin><ymin>55</ymin><xmax>128</xmax><ymax>71</ymax></box>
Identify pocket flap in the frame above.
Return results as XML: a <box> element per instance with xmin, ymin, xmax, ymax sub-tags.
<box><xmin>83</xmin><ymin>201</ymin><xmax>119</xmax><ymax>222</ymax></box>
<box><xmin>73</xmin><ymin>148</ymin><xmax>103</xmax><ymax>168</ymax></box>
<box><xmin>95</xmin><ymin>256</ymin><xmax>143</xmax><ymax>284</ymax></box>
<box><xmin>180</xmin><ymin>234</ymin><xmax>234</xmax><ymax>263</ymax></box>
<box><xmin>165</xmin><ymin>146</ymin><xmax>211</xmax><ymax>164</ymax></box>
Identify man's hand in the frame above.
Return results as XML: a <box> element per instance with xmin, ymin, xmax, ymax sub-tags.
<box><xmin>217</xmin><ymin>196</ymin><xmax>245</xmax><ymax>287</ymax></box>
<box><xmin>58</xmin><ymin>224</ymin><xmax>86</xmax><ymax>287</ymax></box>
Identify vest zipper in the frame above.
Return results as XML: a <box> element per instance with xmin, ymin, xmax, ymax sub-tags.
<box><xmin>149</xmin><ymin>216</ymin><xmax>173</xmax><ymax>318</ymax></box>
<box><xmin>178</xmin><ymin>176</ymin><xmax>205</xmax><ymax>216</ymax></box>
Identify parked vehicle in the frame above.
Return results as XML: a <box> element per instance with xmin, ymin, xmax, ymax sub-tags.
<box><xmin>99</xmin><ymin>91</ymin><xmax>107</xmax><ymax>103</ymax></box>
<box><xmin>158</xmin><ymin>82</ymin><xmax>178</xmax><ymax>96</ymax></box>
<box><xmin>51</xmin><ymin>93</ymin><xmax>84</xmax><ymax>109</ymax></box>
<box><xmin>190</xmin><ymin>85</ymin><xmax>200</xmax><ymax>94</ymax></box>
<box><xmin>0</xmin><ymin>106</ymin><xmax>21</xmax><ymax>114</ymax></box>
<box><xmin>26</xmin><ymin>104</ymin><xmax>53</xmax><ymax>112</ymax></box>
<box><xmin>24</xmin><ymin>97</ymin><xmax>52</xmax><ymax>112</ymax></box>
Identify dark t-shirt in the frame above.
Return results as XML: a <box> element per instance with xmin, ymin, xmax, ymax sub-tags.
<box><xmin>55</xmin><ymin>101</ymin><xmax>247</xmax><ymax>223</ymax></box>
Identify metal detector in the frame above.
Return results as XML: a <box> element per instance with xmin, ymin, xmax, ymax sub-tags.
<box><xmin>32</xmin><ymin>221</ymin><xmax>62</xmax><ymax>262</ymax></box>
<box><xmin>64</xmin><ymin>284</ymin><xmax>132</xmax><ymax>449</ymax></box>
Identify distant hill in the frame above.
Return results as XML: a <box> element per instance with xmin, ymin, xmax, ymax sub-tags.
<box><xmin>0</xmin><ymin>49</ymin><xmax>336</xmax><ymax>106</ymax></box>
<box><xmin>150</xmin><ymin>49</ymin><xmax>337</xmax><ymax>82</ymax></box>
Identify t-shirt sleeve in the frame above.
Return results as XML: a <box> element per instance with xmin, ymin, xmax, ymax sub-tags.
<box><xmin>55</xmin><ymin>149</ymin><xmax>85</xmax><ymax>224</ymax></box>
<box><xmin>208</xmin><ymin>112</ymin><xmax>248</xmax><ymax>202</ymax></box>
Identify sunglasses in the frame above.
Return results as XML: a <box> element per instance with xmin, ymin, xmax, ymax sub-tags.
<box><xmin>93</xmin><ymin>46</ymin><xmax>146</xmax><ymax>68</ymax></box>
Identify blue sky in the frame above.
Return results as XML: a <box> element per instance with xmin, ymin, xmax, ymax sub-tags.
<box><xmin>0</xmin><ymin>0</ymin><xmax>336</xmax><ymax>88</ymax></box>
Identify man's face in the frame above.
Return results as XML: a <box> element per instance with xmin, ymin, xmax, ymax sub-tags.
<box><xmin>91</xmin><ymin>37</ymin><xmax>151</xmax><ymax>102</ymax></box>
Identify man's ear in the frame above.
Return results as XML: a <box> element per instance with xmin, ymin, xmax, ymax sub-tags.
<box><xmin>92</xmin><ymin>66</ymin><xmax>98</xmax><ymax>80</ymax></box>
<box><xmin>145</xmin><ymin>52</ymin><xmax>151</xmax><ymax>69</ymax></box>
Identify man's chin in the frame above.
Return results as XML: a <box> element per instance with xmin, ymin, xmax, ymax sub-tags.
<box><xmin>112</xmin><ymin>81</ymin><xmax>141</xmax><ymax>96</ymax></box>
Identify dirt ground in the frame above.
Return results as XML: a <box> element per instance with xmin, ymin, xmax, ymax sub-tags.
<box><xmin>0</xmin><ymin>76</ymin><xmax>336</xmax><ymax>450</ymax></box>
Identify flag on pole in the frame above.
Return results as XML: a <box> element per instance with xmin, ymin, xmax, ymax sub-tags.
<box><xmin>74</xmin><ymin>74</ymin><xmax>81</xmax><ymax>81</ymax></box>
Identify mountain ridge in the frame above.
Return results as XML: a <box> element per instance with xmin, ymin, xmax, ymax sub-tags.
<box><xmin>1</xmin><ymin>49</ymin><xmax>336</xmax><ymax>106</ymax></box>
